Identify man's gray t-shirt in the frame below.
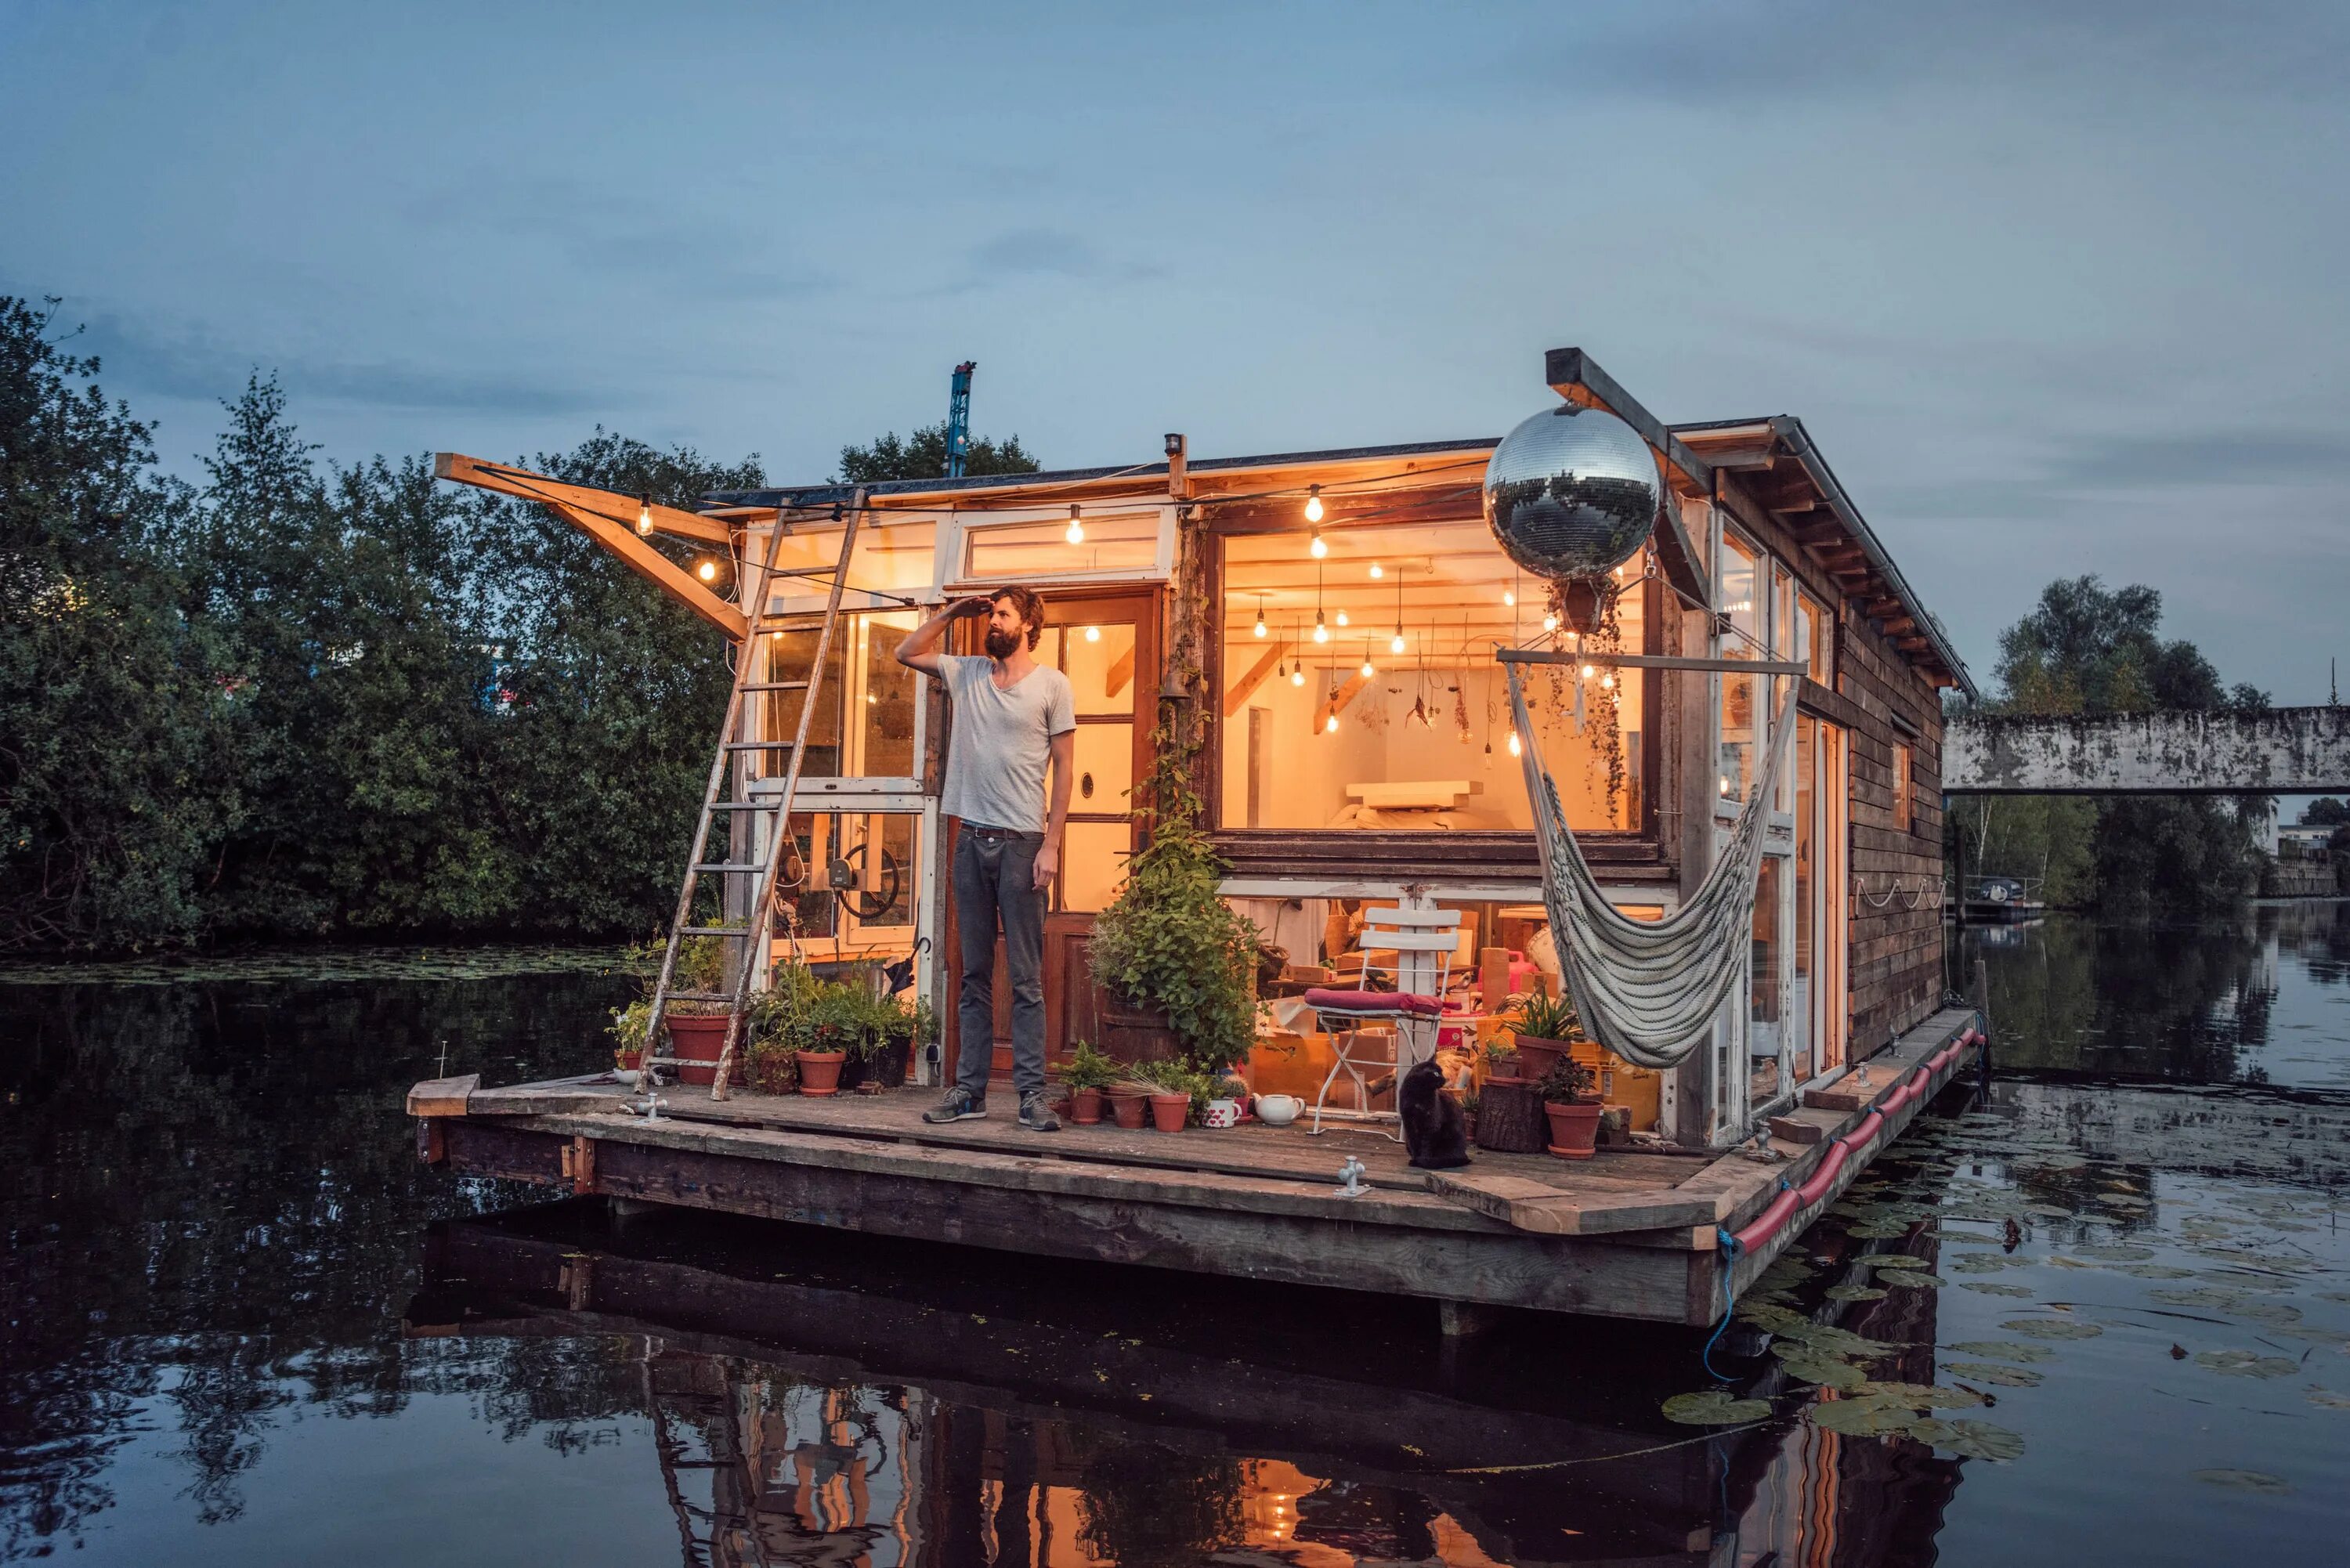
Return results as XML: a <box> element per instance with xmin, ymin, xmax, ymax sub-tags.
<box><xmin>936</xmin><ymin>655</ymin><xmax>1076</xmax><ymax>832</ymax></box>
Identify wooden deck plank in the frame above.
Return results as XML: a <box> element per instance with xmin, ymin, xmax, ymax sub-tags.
<box><xmin>405</xmin><ymin>1072</ymin><xmax>479</xmax><ymax>1117</ymax></box>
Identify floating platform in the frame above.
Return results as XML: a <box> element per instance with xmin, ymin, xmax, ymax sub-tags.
<box><xmin>409</xmin><ymin>1008</ymin><xmax>1982</xmax><ymax>1328</ymax></box>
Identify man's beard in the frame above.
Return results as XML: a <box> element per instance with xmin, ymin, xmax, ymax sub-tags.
<box><xmin>984</xmin><ymin>626</ymin><xmax>1021</xmax><ymax>659</ymax></box>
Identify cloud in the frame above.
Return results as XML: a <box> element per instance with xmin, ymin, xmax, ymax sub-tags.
<box><xmin>56</xmin><ymin>300</ymin><xmax>610</xmax><ymax>416</ymax></box>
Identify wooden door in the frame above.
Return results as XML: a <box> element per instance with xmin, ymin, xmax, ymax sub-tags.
<box><xmin>942</xmin><ymin>589</ymin><xmax>1161</xmax><ymax>1080</ymax></box>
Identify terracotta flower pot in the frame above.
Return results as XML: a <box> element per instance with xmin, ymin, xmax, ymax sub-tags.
<box><xmin>1543</xmin><ymin>1099</ymin><xmax>1603</xmax><ymax>1161</ymax></box>
<box><xmin>1148</xmin><ymin>1092</ymin><xmax>1191</xmax><ymax>1133</ymax></box>
<box><xmin>613</xmin><ymin>1047</ymin><xmax>644</xmax><ymax>1071</ymax></box>
<box><xmin>1069</xmin><ymin>1088</ymin><xmax>1105</xmax><ymax>1125</ymax></box>
<box><xmin>797</xmin><ymin>1050</ymin><xmax>847</xmax><ymax>1097</ymax></box>
<box><xmin>667</xmin><ymin>1013</ymin><xmax>740</xmax><ymax>1086</ymax></box>
<box><xmin>1108</xmin><ymin>1087</ymin><xmax>1150</xmax><ymax>1129</ymax></box>
<box><xmin>1514</xmin><ymin>1035</ymin><xmax>1576</xmax><ymax>1080</ymax></box>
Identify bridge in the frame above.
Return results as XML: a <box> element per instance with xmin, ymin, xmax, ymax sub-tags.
<box><xmin>1943</xmin><ymin>706</ymin><xmax>2350</xmax><ymax>795</ymax></box>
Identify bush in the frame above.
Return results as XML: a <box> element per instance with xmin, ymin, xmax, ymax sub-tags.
<box><xmin>1535</xmin><ymin>1056</ymin><xmax>1597</xmax><ymax>1104</ymax></box>
<box><xmin>1061</xmin><ymin>1039</ymin><xmax>1118</xmax><ymax>1092</ymax></box>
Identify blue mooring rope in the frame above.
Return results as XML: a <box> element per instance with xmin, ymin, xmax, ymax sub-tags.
<box><xmin>1701</xmin><ymin>1227</ymin><xmax>1746</xmax><ymax>1382</ymax></box>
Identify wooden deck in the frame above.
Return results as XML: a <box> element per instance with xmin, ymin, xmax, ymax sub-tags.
<box><xmin>410</xmin><ymin>1007</ymin><xmax>1982</xmax><ymax>1327</ymax></box>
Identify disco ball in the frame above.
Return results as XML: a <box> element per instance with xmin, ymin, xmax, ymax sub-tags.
<box><xmin>1482</xmin><ymin>404</ymin><xmax>1665</xmax><ymax>580</ymax></box>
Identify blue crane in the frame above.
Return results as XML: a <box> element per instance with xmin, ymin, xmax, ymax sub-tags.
<box><xmin>945</xmin><ymin>361</ymin><xmax>975</xmax><ymax>479</ymax></box>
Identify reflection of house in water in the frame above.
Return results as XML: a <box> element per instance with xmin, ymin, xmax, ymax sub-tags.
<box><xmin>410</xmin><ymin>1207</ymin><xmax>1972</xmax><ymax>1567</ymax></box>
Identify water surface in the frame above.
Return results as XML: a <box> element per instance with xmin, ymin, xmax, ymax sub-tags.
<box><xmin>5</xmin><ymin>906</ymin><xmax>2348</xmax><ymax>1565</ymax></box>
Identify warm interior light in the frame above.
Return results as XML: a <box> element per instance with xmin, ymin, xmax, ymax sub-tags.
<box><xmin>696</xmin><ymin>558</ymin><xmax>718</xmax><ymax>582</ymax></box>
<box><xmin>1361</xmin><ymin>655</ymin><xmax>1376</xmax><ymax>677</ymax></box>
<box><xmin>1065</xmin><ymin>504</ymin><xmax>1084</xmax><ymax>545</ymax></box>
<box><xmin>1291</xmin><ymin>667</ymin><xmax>1306</xmax><ymax>685</ymax></box>
<box><xmin>1368</xmin><ymin>561</ymin><xmax>1383</xmax><ymax>579</ymax></box>
<box><xmin>1325</xmin><ymin>712</ymin><xmax>1340</xmax><ymax>733</ymax></box>
<box><xmin>1542</xmin><ymin>612</ymin><xmax>1559</xmax><ymax>632</ymax></box>
<box><xmin>1084</xmin><ymin>624</ymin><xmax>1101</xmax><ymax>642</ymax></box>
<box><xmin>1334</xmin><ymin>608</ymin><xmax>1349</xmax><ymax>627</ymax></box>
<box><xmin>1601</xmin><ymin>674</ymin><xmax>1615</xmax><ymax>689</ymax></box>
<box><xmin>636</xmin><ymin>496</ymin><xmax>654</xmax><ymax>537</ymax></box>
<box><xmin>1506</xmin><ymin>729</ymin><xmax>1523</xmax><ymax>757</ymax></box>
<box><xmin>1303</xmin><ymin>484</ymin><xmax>1324</xmax><ymax>524</ymax></box>
<box><xmin>1253</xmin><ymin>606</ymin><xmax>1267</xmax><ymax>638</ymax></box>
<box><xmin>1312</xmin><ymin>612</ymin><xmax>1329</xmax><ymax>643</ymax></box>
<box><xmin>1582</xmin><ymin>663</ymin><xmax>1597</xmax><ymax>679</ymax></box>
<box><xmin>1309</xmin><ymin>529</ymin><xmax>1327</xmax><ymax>558</ymax></box>
<box><xmin>1390</xmin><ymin>631</ymin><xmax>1406</xmax><ymax>655</ymax></box>
<box><xmin>1503</xmin><ymin>588</ymin><xmax>1516</xmax><ymax>608</ymax></box>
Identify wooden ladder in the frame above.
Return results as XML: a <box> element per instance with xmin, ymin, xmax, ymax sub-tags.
<box><xmin>644</xmin><ymin>490</ymin><xmax>866</xmax><ymax>1100</ymax></box>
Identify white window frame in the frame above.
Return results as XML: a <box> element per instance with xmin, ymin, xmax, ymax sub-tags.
<box><xmin>940</xmin><ymin>502</ymin><xmax>1178</xmax><ymax>594</ymax></box>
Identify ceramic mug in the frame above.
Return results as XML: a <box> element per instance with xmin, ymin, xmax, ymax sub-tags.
<box><xmin>1202</xmin><ymin>1097</ymin><xmax>1242</xmax><ymax>1129</ymax></box>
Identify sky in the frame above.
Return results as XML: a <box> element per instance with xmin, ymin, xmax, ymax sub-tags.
<box><xmin>5</xmin><ymin>0</ymin><xmax>2347</xmax><ymax>709</ymax></box>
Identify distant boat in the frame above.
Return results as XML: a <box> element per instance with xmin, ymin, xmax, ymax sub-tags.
<box><xmin>1957</xmin><ymin>874</ymin><xmax>2047</xmax><ymax>924</ymax></box>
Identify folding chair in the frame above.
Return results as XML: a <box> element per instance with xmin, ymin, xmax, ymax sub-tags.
<box><xmin>1302</xmin><ymin>904</ymin><xmax>1465</xmax><ymax>1137</ymax></box>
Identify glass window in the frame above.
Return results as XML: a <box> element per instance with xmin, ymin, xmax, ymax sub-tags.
<box><xmin>1796</xmin><ymin>589</ymin><xmax>1831</xmax><ymax>685</ymax></box>
<box><xmin>1893</xmin><ymin>742</ymin><xmax>1914</xmax><ymax>833</ymax></box>
<box><xmin>964</xmin><ymin>510</ymin><xmax>1161</xmax><ymax>580</ymax></box>
<box><xmin>760</xmin><ymin>809</ymin><xmax>921</xmax><ymax>944</ymax></box>
<box><xmin>757</xmin><ymin>610</ymin><xmax>921</xmax><ymax>781</ymax></box>
<box><xmin>1217</xmin><ymin>518</ymin><xmax>1650</xmax><ymax>832</ymax></box>
<box><xmin>1772</xmin><ymin>565</ymin><xmax>1794</xmax><ymax>662</ymax></box>
<box><xmin>758</xmin><ymin>518</ymin><xmax>935</xmax><ymax>608</ymax></box>
<box><xmin>1716</xmin><ymin>532</ymin><xmax>1760</xmax><ymax>807</ymax></box>
<box><xmin>1748</xmin><ymin>854</ymin><xmax>1784</xmax><ymax>1107</ymax></box>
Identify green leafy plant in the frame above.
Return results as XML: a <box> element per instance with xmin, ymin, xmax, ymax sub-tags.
<box><xmin>609</xmin><ymin>999</ymin><xmax>654</xmax><ymax>1057</ymax></box>
<box><xmin>669</xmin><ymin>922</ymin><xmax>747</xmax><ymax>1013</ymax></box>
<box><xmin>1509</xmin><ymin>986</ymin><xmax>1582</xmax><ymax>1044</ymax></box>
<box><xmin>1086</xmin><ymin>724</ymin><xmax>1258</xmax><ymax>1075</ymax></box>
<box><xmin>1534</xmin><ymin>1056</ymin><xmax>1599</xmax><ymax>1105</ymax></box>
<box><xmin>805</xmin><ymin>981</ymin><xmax>871</xmax><ymax>1056</ymax></box>
<box><xmin>1061</xmin><ymin>1039</ymin><xmax>1119</xmax><ymax>1093</ymax></box>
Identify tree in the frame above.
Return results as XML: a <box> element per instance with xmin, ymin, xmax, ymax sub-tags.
<box><xmin>2302</xmin><ymin>798</ymin><xmax>2348</xmax><ymax>826</ymax></box>
<box><xmin>1952</xmin><ymin>574</ymin><xmax>2265</xmax><ymax>914</ymax></box>
<box><xmin>837</xmin><ymin>421</ymin><xmax>1038</xmax><ymax>484</ymax></box>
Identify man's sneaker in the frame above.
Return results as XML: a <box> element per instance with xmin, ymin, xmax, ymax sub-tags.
<box><xmin>1018</xmin><ymin>1090</ymin><xmax>1061</xmax><ymax>1132</ymax></box>
<box><xmin>923</xmin><ymin>1087</ymin><xmax>986</xmax><ymax>1124</ymax></box>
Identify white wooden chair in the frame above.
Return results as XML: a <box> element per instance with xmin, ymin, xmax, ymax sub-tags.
<box><xmin>1302</xmin><ymin>904</ymin><xmax>1466</xmax><ymax>1138</ymax></box>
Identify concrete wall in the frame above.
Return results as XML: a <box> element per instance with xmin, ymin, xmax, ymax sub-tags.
<box><xmin>1946</xmin><ymin>706</ymin><xmax>2350</xmax><ymax>794</ymax></box>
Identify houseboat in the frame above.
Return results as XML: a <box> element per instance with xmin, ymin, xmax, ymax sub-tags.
<box><xmin>409</xmin><ymin>346</ymin><xmax>1985</xmax><ymax>1328</ymax></box>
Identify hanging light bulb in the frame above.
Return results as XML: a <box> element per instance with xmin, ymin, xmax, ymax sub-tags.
<box><xmin>1390</xmin><ymin>630</ymin><xmax>1406</xmax><ymax>655</ymax></box>
<box><xmin>1303</xmin><ymin>484</ymin><xmax>1324</xmax><ymax>524</ymax></box>
<box><xmin>1542</xmin><ymin>612</ymin><xmax>1559</xmax><ymax>632</ymax></box>
<box><xmin>1361</xmin><ymin>647</ymin><xmax>1376</xmax><ymax>678</ymax></box>
<box><xmin>1506</xmin><ymin>728</ymin><xmax>1523</xmax><ymax>757</ymax></box>
<box><xmin>1291</xmin><ymin>665</ymin><xmax>1306</xmax><ymax>686</ymax></box>
<box><xmin>1309</xmin><ymin>529</ymin><xmax>1327</xmax><ymax>559</ymax></box>
<box><xmin>1253</xmin><ymin>602</ymin><xmax>1267</xmax><ymax>638</ymax></box>
<box><xmin>1335</xmin><ymin>607</ymin><xmax>1349</xmax><ymax>627</ymax></box>
<box><xmin>1065</xmin><ymin>504</ymin><xmax>1084</xmax><ymax>545</ymax></box>
<box><xmin>696</xmin><ymin>558</ymin><xmax>719</xmax><ymax>583</ymax></box>
<box><xmin>1582</xmin><ymin>664</ymin><xmax>1597</xmax><ymax>679</ymax></box>
<box><xmin>1600</xmin><ymin>674</ymin><xmax>1615</xmax><ymax>690</ymax></box>
<box><xmin>1368</xmin><ymin>561</ymin><xmax>1383</xmax><ymax>579</ymax></box>
<box><xmin>1313</xmin><ymin>609</ymin><xmax>1329</xmax><ymax>643</ymax></box>
<box><xmin>1084</xmin><ymin>625</ymin><xmax>1101</xmax><ymax>642</ymax></box>
<box><xmin>1325</xmin><ymin>711</ymin><xmax>1340</xmax><ymax>734</ymax></box>
<box><xmin>1503</xmin><ymin>587</ymin><xmax>1516</xmax><ymax>608</ymax></box>
<box><xmin>636</xmin><ymin>496</ymin><xmax>654</xmax><ymax>537</ymax></box>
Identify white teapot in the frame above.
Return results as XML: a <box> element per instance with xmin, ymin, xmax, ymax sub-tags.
<box><xmin>1252</xmin><ymin>1093</ymin><xmax>1304</xmax><ymax>1126</ymax></box>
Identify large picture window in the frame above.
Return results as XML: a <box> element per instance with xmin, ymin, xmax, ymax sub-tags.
<box><xmin>1217</xmin><ymin>516</ymin><xmax>1651</xmax><ymax>833</ymax></box>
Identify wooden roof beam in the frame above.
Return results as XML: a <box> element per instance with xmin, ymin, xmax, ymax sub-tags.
<box><xmin>1544</xmin><ymin>348</ymin><xmax>1712</xmax><ymax>609</ymax></box>
<box><xmin>434</xmin><ymin>453</ymin><xmax>746</xmax><ymax>641</ymax></box>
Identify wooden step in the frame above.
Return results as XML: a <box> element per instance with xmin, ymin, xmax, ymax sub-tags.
<box><xmin>737</xmin><ymin>681</ymin><xmax>809</xmax><ymax>692</ymax></box>
<box><xmin>692</xmin><ymin>861</ymin><xmax>769</xmax><ymax>874</ymax></box>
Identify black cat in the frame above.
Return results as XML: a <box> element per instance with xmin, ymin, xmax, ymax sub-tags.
<box><xmin>1400</xmin><ymin>1057</ymin><xmax>1472</xmax><ymax>1170</ymax></box>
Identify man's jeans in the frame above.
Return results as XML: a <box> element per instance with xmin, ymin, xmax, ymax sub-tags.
<box><xmin>953</xmin><ymin>824</ymin><xmax>1047</xmax><ymax>1100</ymax></box>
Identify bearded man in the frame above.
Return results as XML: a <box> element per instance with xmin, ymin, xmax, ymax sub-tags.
<box><xmin>895</xmin><ymin>584</ymin><xmax>1076</xmax><ymax>1130</ymax></box>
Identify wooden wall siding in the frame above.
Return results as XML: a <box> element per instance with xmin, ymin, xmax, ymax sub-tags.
<box><xmin>1210</xmin><ymin>829</ymin><xmax>1672</xmax><ymax>887</ymax></box>
<box><xmin>1715</xmin><ymin>469</ymin><xmax>1948</xmax><ymax>1060</ymax></box>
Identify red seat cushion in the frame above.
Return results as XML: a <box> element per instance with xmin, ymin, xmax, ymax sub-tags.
<box><xmin>1303</xmin><ymin>987</ymin><xmax>1444</xmax><ymax>1017</ymax></box>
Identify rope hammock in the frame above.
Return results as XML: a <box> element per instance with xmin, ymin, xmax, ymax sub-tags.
<box><xmin>1508</xmin><ymin>664</ymin><xmax>1800</xmax><ymax>1070</ymax></box>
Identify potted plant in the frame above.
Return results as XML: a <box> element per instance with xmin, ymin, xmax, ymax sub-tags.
<box><xmin>666</xmin><ymin>926</ymin><xmax>747</xmax><ymax>1085</ymax></box>
<box><xmin>797</xmin><ymin>981</ymin><xmax>862</xmax><ymax>1097</ymax></box>
<box><xmin>1508</xmin><ymin>988</ymin><xmax>1583</xmax><ymax>1082</ymax></box>
<box><xmin>1085</xmin><ymin>731</ymin><xmax>1258</xmax><ymax>1077</ymax></box>
<box><xmin>1061</xmin><ymin>1039</ymin><xmax>1118</xmax><ymax>1125</ymax></box>
<box><xmin>1105</xmin><ymin>1073</ymin><xmax>1155</xmax><ymax>1130</ymax></box>
<box><xmin>609</xmin><ymin>999</ymin><xmax>653</xmax><ymax>1071</ymax></box>
<box><xmin>1137</xmin><ymin>1058</ymin><xmax>1195</xmax><ymax>1133</ymax></box>
<box><xmin>1479</xmin><ymin>1036</ymin><xmax>1524</xmax><ymax>1086</ymax></box>
<box><xmin>1535</xmin><ymin>1057</ymin><xmax>1603</xmax><ymax>1160</ymax></box>
<box><xmin>744</xmin><ymin>974</ymin><xmax>813</xmax><ymax>1096</ymax></box>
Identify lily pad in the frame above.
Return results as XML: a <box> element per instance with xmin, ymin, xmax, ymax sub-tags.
<box><xmin>1857</xmin><ymin>1380</ymin><xmax>1988</xmax><ymax>1410</ymax></box>
<box><xmin>1961</xmin><ymin>1283</ymin><xmax>2036</xmax><ymax>1298</ymax></box>
<box><xmin>2023</xmin><ymin>1203</ymin><xmax>2074</xmax><ymax>1219</ymax></box>
<box><xmin>2118</xmin><ymin>1264</ymin><xmax>2200</xmax><ymax>1280</ymax></box>
<box><xmin>2001</xmin><ymin>1318</ymin><xmax>2104</xmax><ymax>1340</ymax></box>
<box><xmin>1782</xmin><ymin>1321</ymin><xmax>1897</xmax><ymax>1359</ymax></box>
<box><xmin>1943</xmin><ymin>1361</ymin><xmax>2044</xmax><ymax>1386</ymax></box>
<box><xmin>2193</xmin><ymin>1469</ymin><xmax>2291</xmax><ymax>1495</ymax></box>
<box><xmin>1856</xmin><ymin>1254</ymin><xmax>1937</xmax><ymax>1272</ymax></box>
<box><xmin>1947</xmin><ymin>1340</ymin><xmax>2055</xmax><ymax>1363</ymax></box>
<box><xmin>1878</xmin><ymin>1270</ymin><xmax>1945</xmax><ymax>1289</ymax></box>
<box><xmin>2272</xmin><ymin>1324</ymin><xmax>2350</xmax><ymax>1344</ymax></box>
<box><xmin>1826</xmin><ymin>1284</ymin><xmax>1888</xmax><ymax>1302</ymax></box>
<box><xmin>2194</xmin><ymin>1350</ymin><xmax>2298</xmax><ymax>1379</ymax></box>
<box><xmin>1735</xmin><ymin>1301</ymin><xmax>1810</xmax><ymax>1333</ymax></box>
<box><xmin>2305</xmin><ymin>1389</ymin><xmax>2350</xmax><ymax>1410</ymax></box>
<box><xmin>1847</xmin><ymin>1220</ymin><xmax>1916</xmax><ymax>1239</ymax></box>
<box><xmin>1772</xmin><ymin>1345</ymin><xmax>1868</xmax><ymax>1392</ymax></box>
<box><xmin>1807</xmin><ymin>1397</ymin><xmax>1915</xmax><ymax>1436</ymax></box>
<box><xmin>1663</xmin><ymin>1389</ymin><xmax>1773</xmax><ymax>1425</ymax></box>
<box><xmin>2074</xmin><ymin>1244</ymin><xmax>2157</xmax><ymax>1262</ymax></box>
<box><xmin>1934</xmin><ymin>1419</ymin><xmax>2026</xmax><ymax>1461</ymax></box>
